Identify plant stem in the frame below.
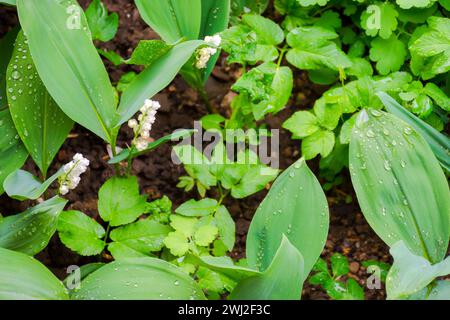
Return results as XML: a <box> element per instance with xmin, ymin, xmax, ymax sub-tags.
<box><xmin>199</xmin><ymin>87</ymin><xmax>218</xmax><ymax>114</ymax></box>
<box><xmin>110</xmin><ymin>136</ymin><xmax>121</xmax><ymax>176</ymax></box>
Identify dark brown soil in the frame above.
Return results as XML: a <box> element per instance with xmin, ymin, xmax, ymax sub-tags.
<box><xmin>0</xmin><ymin>1</ymin><xmax>390</xmax><ymax>300</ymax></box>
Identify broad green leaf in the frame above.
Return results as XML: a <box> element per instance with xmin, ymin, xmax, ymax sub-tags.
<box><xmin>71</xmin><ymin>257</ymin><xmax>206</xmax><ymax>300</ymax></box>
<box><xmin>330</xmin><ymin>253</ymin><xmax>350</xmax><ymax>278</ymax></box>
<box><xmin>215</xmin><ymin>205</ymin><xmax>235</xmax><ymax>251</ymax></box>
<box><xmin>0</xmin><ymin>0</ymin><xmax>15</xmax><ymax>4</ymax></box>
<box><xmin>200</xmin><ymin>114</ymin><xmax>226</xmax><ymax>130</ymax></box>
<box><xmin>386</xmin><ymin>241</ymin><xmax>450</xmax><ymax>299</ymax></box>
<box><xmin>170</xmin><ymin>215</ymin><xmax>197</xmax><ymax>237</ymax></box>
<box><xmin>314</xmin><ymin>100</ymin><xmax>342</xmax><ymax>130</ymax></box>
<box><xmin>4</xmin><ymin>168</ymin><xmax>63</xmax><ymax>200</ymax></box>
<box><xmin>109</xmin><ymin>129</ymin><xmax>195</xmax><ymax>164</ymax></box>
<box><xmin>127</xmin><ymin>40</ymin><xmax>172</xmax><ymax>67</ymax></box>
<box><xmin>425</xmin><ymin>281</ymin><xmax>450</xmax><ymax>300</ymax></box>
<box><xmin>109</xmin><ymin>219</ymin><xmax>171</xmax><ymax>258</ymax></box>
<box><xmin>0</xmin><ymin>247</ymin><xmax>68</xmax><ymax>300</ymax></box>
<box><xmin>302</xmin><ymin>129</ymin><xmax>335</xmax><ymax>160</ymax></box>
<box><xmin>298</xmin><ymin>0</ymin><xmax>329</xmax><ymax>5</ymax></box>
<box><xmin>164</xmin><ymin>231</ymin><xmax>190</xmax><ymax>256</ymax></box>
<box><xmin>287</xmin><ymin>42</ymin><xmax>351</xmax><ymax>71</ymax></box>
<box><xmin>98</xmin><ymin>176</ymin><xmax>148</xmax><ymax>227</ymax></box>
<box><xmin>199</xmin><ymin>0</ymin><xmax>230</xmax><ymax>81</ymax></box>
<box><xmin>116</xmin><ymin>40</ymin><xmax>204</xmax><ymax>125</ymax></box>
<box><xmin>242</xmin><ymin>14</ymin><xmax>284</xmax><ymax>45</ymax></box>
<box><xmin>287</xmin><ymin>26</ymin><xmax>338</xmax><ymax>47</ymax></box>
<box><xmin>0</xmin><ymin>196</ymin><xmax>67</xmax><ymax>256</ymax></box>
<box><xmin>350</xmin><ymin>110</ymin><xmax>450</xmax><ymax>263</ymax></box>
<box><xmin>173</xmin><ymin>144</ymin><xmax>217</xmax><ymax>188</ymax></box>
<box><xmin>0</xmin><ymin>27</ymin><xmax>19</xmax><ymax>110</ymax></box>
<box><xmin>63</xmin><ymin>263</ymin><xmax>105</xmax><ymax>293</ymax></box>
<box><xmin>230</xmin><ymin>165</ymin><xmax>279</xmax><ymax>199</ymax></box>
<box><xmin>378</xmin><ymin>92</ymin><xmax>450</xmax><ymax>172</ymax></box>
<box><xmin>409</xmin><ymin>17</ymin><xmax>450</xmax><ymax>79</ymax></box>
<box><xmin>17</xmin><ymin>0</ymin><xmax>117</xmax><ymax>142</ymax></box>
<box><xmin>283</xmin><ymin>111</ymin><xmax>320</xmax><ymax>139</ymax></box>
<box><xmin>85</xmin><ymin>0</ymin><xmax>119</xmax><ymax>42</ymax></box>
<box><xmin>424</xmin><ymin>83</ymin><xmax>450</xmax><ymax>112</ymax></box>
<box><xmin>369</xmin><ymin>36</ymin><xmax>407</xmax><ymax>75</ymax></box>
<box><xmin>253</xmin><ymin>66</ymin><xmax>293</xmax><ymax>120</ymax></box>
<box><xmin>0</xmin><ymin>109</ymin><xmax>28</xmax><ymax>194</ymax></box>
<box><xmin>231</xmin><ymin>236</ymin><xmax>305</xmax><ymax>300</ymax></box>
<box><xmin>135</xmin><ymin>0</ymin><xmax>202</xmax><ymax>43</ymax></box>
<box><xmin>361</xmin><ymin>3</ymin><xmax>398</xmax><ymax>39</ymax></box>
<box><xmin>7</xmin><ymin>31</ymin><xmax>73</xmax><ymax>176</ymax></box>
<box><xmin>108</xmin><ymin>242</ymin><xmax>150</xmax><ymax>259</ymax></box>
<box><xmin>57</xmin><ymin>210</ymin><xmax>106</xmax><ymax>256</ymax></box>
<box><xmin>194</xmin><ymin>225</ymin><xmax>219</xmax><ymax>246</ymax></box>
<box><xmin>397</xmin><ymin>0</ymin><xmax>435</xmax><ymax>9</ymax></box>
<box><xmin>176</xmin><ymin>198</ymin><xmax>218</xmax><ymax>217</ymax></box>
<box><xmin>247</xmin><ymin>158</ymin><xmax>329</xmax><ymax>278</ymax></box>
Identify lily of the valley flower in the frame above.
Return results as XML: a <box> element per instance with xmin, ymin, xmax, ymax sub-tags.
<box><xmin>128</xmin><ymin>99</ymin><xmax>161</xmax><ymax>151</ymax></box>
<box><xmin>195</xmin><ymin>35</ymin><xmax>222</xmax><ymax>69</ymax></box>
<box><xmin>59</xmin><ymin>153</ymin><xmax>90</xmax><ymax>195</ymax></box>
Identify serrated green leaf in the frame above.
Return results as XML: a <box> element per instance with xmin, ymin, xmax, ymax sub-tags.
<box><xmin>109</xmin><ymin>219</ymin><xmax>171</xmax><ymax>258</ymax></box>
<box><xmin>176</xmin><ymin>198</ymin><xmax>219</xmax><ymax>217</ymax></box>
<box><xmin>361</xmin><ymin>3</ymin><xmax>398</xmax><ymax>39</ymax></box>
<box><xmin>302</xmin><ymin>129</ymin><xmax>335</xmax><ymax>160</ymax></box>
<box><xmin>242</xmin><ymin>14</ymin><xmax>285</xmax><ymax>45</ymax></box>
<box><xmin>370</xmin><ymin>36</ymin><xmax>407</xmax><ymax>75</ymax></box>
<box><xmin>98</xmin><ymin>176</ymin><xmax>148</xmax><ymax>227</ymax></box>
<box><xmin>85</xmin><ymin>0</ymin><xmax>119</xmax><ymax>42</ymax></box>
<box><xmin>57</xmin><ymin>210</ymin><xmax>105</xmax><ymax>256</ymax></box>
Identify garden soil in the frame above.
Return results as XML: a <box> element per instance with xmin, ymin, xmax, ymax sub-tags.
<box><xmin>0</xmin><ymin>1</ymin><xmax>394</xmax><ymax>299</ymax></box>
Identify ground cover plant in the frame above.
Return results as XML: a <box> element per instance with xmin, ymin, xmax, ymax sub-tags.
<box><xmin>0</xmin><ymin>0</ymin><xmax>448</xmax><ymax>300</ymax></box>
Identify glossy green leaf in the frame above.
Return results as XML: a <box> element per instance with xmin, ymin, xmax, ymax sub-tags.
<box><xmin>0</xmin><ymin>27</ymin><xmax>19</xmax><ymax>110</ymax></box>
<box><xmin>4</xmin><ymin>168</ymin><xmax>63</xmax><ymax>201</ymax></box>
<box><xmin>378</xmin><ymin>92</ymin><xmax>450</xmax><ymax>172</ymax></box>
<box><xmin>7</xmin><ymin>31</ymin><xmax>73</xmax><ymax>175</ymax></box>
<box><xmin>176</xmin><ymin>198</ymin><xmax>218</xmax><ymax>217</ymax></box>
<box><xmin>242</xmin><ymin>14</ymin><xmax>284</xmax><ymax>45</ymax></box>
<box><xmin>386</xmin><ymin>241</ymin><xmax>450</xmax><ymax>300</ymax></box>
<box><xmin>116</xmin><ymin>40</ymin><xmax>204</xmax><ymax>125</ymax></box>
<box><xmin>349</xmin><ymin>110</ymin><xmax>450</xmax><ymax>263</ymax></box>
<box><xmin>230</xmin><ymin>236</ymin><xmax>305</xmax><ymax>300</ymax></box>
<box><xmin>215</xmin><ymin>205</ymin><xmax>235</xmax><ymax>251</ymax></box>
<box><xmin>98</xmin><ymin>176</ymin><xmax>148</xmax><ymax>227</ymax></box>
<box><xmin>127</xmin><ymin>40</ymin><xmax>172</xmax><ymax>67</ymax></box>
<box><xmin>109</xmin><ymin>219</ymin><xmax>171</xmax><ymax>259</ymax></box>
<box><xmin>85</xmin><ymin>0</ymin><xmax>119</xmax><ymax>42</ymax></box>
<box><xmin>0</xmin><ymin>0</ymin><xmax>15</xmax><ymax>5</ymax></box>
<box><xmin>71</xmin><ymin>257</ymin><xmax>206</xmax><ymax>300</ymax></box>
<box><xmin>63</xmin><ymin>262</ymin><xmax>105</xmax><ymax>294</ymax></box>
<box><xmin>0</xmin><ymin>196</ymin><xmax>67</xmax><ymax>256</ymax></box>
<box><xmin>17</xmin><ymin>0</ymin><xmax>117</xmax><ymax>142</ymax></box>
<box><xmin>135</xmin><ymin>0</ymin><xmax>202</xmax><ymax>43</ymax></box>
<box><xmin>0</xmin><ymin>247</ymin><xmax>68</xmax><ymax>300</ymax></box>
<box><xmin>199</xmin><ymin>0</ymin><xmax>230</xmax><ymax>81</ymax></box>
<box><xmin>247</xmin><ymin>158</ymin><xmax>329</xmax><ymax>277</ymax></box>
<box><xmin>0</xmin><ymin>109</ymin><xmax>28</xmax><ymax>194</ymax></box>
<box><xmin>57</xmin><ymin>210</ymin><xmax>106</xmax><ymax>256</ymax></box>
